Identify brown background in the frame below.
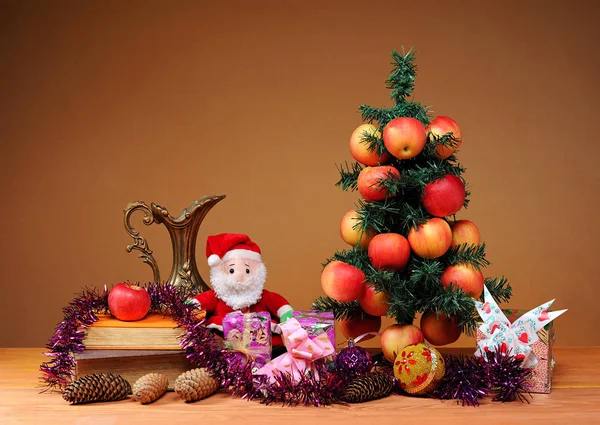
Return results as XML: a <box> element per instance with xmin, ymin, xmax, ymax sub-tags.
<box><xmin>1</xmin><ymin>0</ymin><xmax>598</xmax><ymax>348</ymax></box>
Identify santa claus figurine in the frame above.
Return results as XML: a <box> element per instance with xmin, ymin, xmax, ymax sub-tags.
<box><xmin>194</xmin><ymin>233</ymin><xmax>293</xmax><ymax>345</ymax></box>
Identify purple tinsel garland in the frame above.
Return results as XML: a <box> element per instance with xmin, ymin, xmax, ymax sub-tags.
<box><xmin>433</xmin><ymin>350</ymin><xmax>532</xmax><ymax>406</ymax></box>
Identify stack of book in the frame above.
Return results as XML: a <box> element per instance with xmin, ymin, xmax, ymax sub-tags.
<box><xmin>76</xmin><ymin>314</ymin><xmax>192</xmax><ymax>388</ymax></box>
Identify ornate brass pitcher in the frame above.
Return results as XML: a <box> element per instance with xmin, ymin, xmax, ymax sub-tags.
<box><xmin>123</xmin><ymin>195</ymin><xmax>225</xmax><ymax>295</ymax></box>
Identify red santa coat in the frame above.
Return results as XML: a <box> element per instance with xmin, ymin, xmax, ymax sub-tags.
<box><xmin>194</xmin><ymin>289</ymin><xmax>291</xmax><ymax>345</ymax></box>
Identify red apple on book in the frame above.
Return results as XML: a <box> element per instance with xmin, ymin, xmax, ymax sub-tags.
<box><xmin>108</xmin><ymin>282</ymin><xmax>151</xmax><ymax>321</ymax></box>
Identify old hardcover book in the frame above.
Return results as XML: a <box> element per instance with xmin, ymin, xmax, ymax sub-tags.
<box><xmin>83</xmin><ymin>314</ymin><xmax>184</xmax><ymax>350</ymax></box>
<box><xmin>74</xmin><ymin>349</ymin><xmax>192</xmax><ymax>389</ymax></box>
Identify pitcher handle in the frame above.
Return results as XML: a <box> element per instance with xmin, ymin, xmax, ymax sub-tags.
<box><xmin>123</xmin><ymin>201</ymin><xmax>161</xmax><ymax>284</ymax></box>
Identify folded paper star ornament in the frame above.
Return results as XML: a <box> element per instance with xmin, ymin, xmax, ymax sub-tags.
<box><xmin>474</xmin><ymin>285</ymin><xmax>567</xmax><ymax>368</ymax></box>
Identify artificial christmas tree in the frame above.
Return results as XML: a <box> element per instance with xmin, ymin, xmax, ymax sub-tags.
<box><xmin>313</xmin><ymin>50</ymin><xmax>512</xmax><ymax>347</ymax></box>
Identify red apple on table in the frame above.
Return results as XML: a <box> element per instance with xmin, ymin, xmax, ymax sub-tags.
<box><xmin>421</xmin><ymin>174</ymin><xmax>466</xmax><ymax>217</ymax></box>
<box><xmin>368</xmin><ymin>233</ymin><xmax>411</xmax><ymax>270</ymax></box>
<box><xmin>441</xmin><ymin>263</ymin><xmax>484</xmax><ymax>298</ymax></box>
<box><xmin>380</xmin><ymin>324</ymin><xmax>425</xmax><ymax>362</ymax></box>
<box><xmin>358</xmin><ymin>285</ymin><xmax>391</xmax><ymax>316</ymax></box>
<box><xmin>108</xmin><ymin>282</ymin><xmax>151</xmax><ymax>321</ymax></box>
<box><xmin>427</xmin><ymin>116</ymin><xmax>462</xmax><ymax>159</ymax></box>
<box><xmin>450</xmin><ymin>220</ymin><xmax>481</xmax><ymax>248</ymax></box>
<box><xmin>350</xmin><ymin>124</ymin><xmax>392</xmax><ymax>166</ymax></box>
<box><xmin>357</xmin><ymin>165</ymin><xmax>401</xmax><ymax>201</ymax></box>
<box><xmin>383</xmin><ymin>117</ymin><xmax>427</xmax><ymax>159</ymax></box>
<box><xmin>321</xmin><ymin>260</ymin><xmax>367</xmax><ymax>302</ymax></box>
<box><xmin>340</xmin><ymin>209</ymin><xmax>376</xmax><ymax>250</ymax></box>
<box><xmin>339</xmin><ymin>313</ymin><xmax>382</xmax><ymax>342</ymax></box>
<box><xmin>407</xmin><ymin>218</ymin><xmax>452</xmax><ymax>259</ymax></box>
<box><xmin>420</xmin><ymin>311</ymin><xmax>462</xmax><ymax>346</ymax></box>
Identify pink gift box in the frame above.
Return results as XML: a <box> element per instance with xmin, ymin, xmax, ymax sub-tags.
<box><xmin>292</xmin><ymin>310</ymin><xmax>336</xmax><ymax>352</ymax></box>
<box><xmin>223</xmin><ymin>311</ymin><xmax>272</xmax><ymax>370</ymax></box>
<box><xmin>476</xmin><ymin>308</ymin><xmax>557</xmax><ymax>394</ymax></box>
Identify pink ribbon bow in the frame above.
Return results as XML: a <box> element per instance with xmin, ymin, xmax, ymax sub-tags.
<box><xmin>254</xmin><ymin>318</ymin><xmax>335</xmax><ymax>383</ymax></box>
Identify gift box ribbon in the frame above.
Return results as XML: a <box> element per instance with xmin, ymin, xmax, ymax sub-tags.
<box><xmin>474</xmin><ymin>285</ymin><xmax>567</xmax><ymax>368</ymax></box>
<box><xmin>254</xmin><ymin>318</ymin><xmax>335</xmax><ymax>383</ymax></box>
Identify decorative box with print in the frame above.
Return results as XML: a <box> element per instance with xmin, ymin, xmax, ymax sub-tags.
<box><xmin>292</xmin><ymin>310</ymin><xmax>336</xmax><ymax>351</ymax></box>
<box><xmin>474</xmin><ymin>286</ymin><xmax>567</xmax><ymax>394</ymax></box>
<box><xmin>222</xmin><ymin>311</ymin><xmax>272</xmax><ymax>370</ymax></box>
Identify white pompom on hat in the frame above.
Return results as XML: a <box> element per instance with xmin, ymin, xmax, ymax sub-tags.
<box><xmin>206</xmin><ymin>233</ymin><xmax>262</xmax><ymax>267</ymax></box>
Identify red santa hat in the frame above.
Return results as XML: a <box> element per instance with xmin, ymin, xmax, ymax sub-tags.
<box><xmin>206</xmin><ymin>233</ymin><xmax>262</xmax><ymax>267</ymax></box>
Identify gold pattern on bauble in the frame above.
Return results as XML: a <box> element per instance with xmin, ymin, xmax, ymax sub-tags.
<box><xmin>393</xmin><ymin>342</ymin><xmax>445</xmax><ymax>395</ymax></box>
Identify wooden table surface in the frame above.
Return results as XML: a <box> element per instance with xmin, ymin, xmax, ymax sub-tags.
<box><xmin>1</xmin><ymin>347</ymin><xmax>600</xmax><ymax>425</ymax></box>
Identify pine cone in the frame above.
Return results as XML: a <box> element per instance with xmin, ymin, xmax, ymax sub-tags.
<box><xmin>174</xmin><ymin>368</ymin><xmax>219</xmax><ymax>402</ymax></box>
<box><xmin>341</xmin><ymin>371</ymin><xmax>394</xmax><ymax>403</ymax></box>
<box><xmin>132</xmin><ymin>373</ymin><xmax>169</xmax><ymax>404</ymax></box>
<box><xmin>62</xmin><ymin>373</ymin><xmax>131</xmax><ymax>405</ymax></box>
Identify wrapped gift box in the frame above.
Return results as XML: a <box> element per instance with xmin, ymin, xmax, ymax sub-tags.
<box><xmin>292</xmin><ymin>310</ymin><xmax>336</xmax><ymax>353</ymax></box>
<box><xmin>477</xmin><ymin>308</ymin><xmax>557</xmax><ymax>394</ymax></box>
<box><xmin>223</xmin><ymin>311</ymin><xmax>272</xmax><ymax>370</ymax></box>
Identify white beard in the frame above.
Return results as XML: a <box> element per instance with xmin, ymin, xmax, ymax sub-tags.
<box><xmin>210</xmin><ymin>262</ymin><xmax>267</xmax><ymax>310</ymax></box>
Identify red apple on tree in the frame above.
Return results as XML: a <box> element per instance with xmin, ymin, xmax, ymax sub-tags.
<box><xmin>340</xmin><ymin>209</ymin><xmax>376</xmax><ymax>250</ymax></box>
<box><xmin>407</xmin><ymin>218</ymin><xmax>452</xmax><ymax>259</ymax></box>
<box><xmin>339</xmin><ymin>313</ymin><xmax>382</xmax><ymax>342</ymax></box>
<box><xmin>450</xmin><ymin>219</ymin><xmax>481</xmax><ymax>248</ymax></box>
<box><xmin>321</xmin><ymin>260</ymin><xmax>367</xmax><ymax>302</ymax></box>
<box><xmin>350</xmin><ymin>123</ymin><xmax>392</xmax><ymax>166</ymax></box>
<box><xmin>441</xmin><ymin>263</ymin><xmax>484</xmax><ymax>298</ymax></box>
<box><xmin>368</xmin><ymin>233</ymin><xmax>411</xmax><ymax>270</ymax></box>
<box><xmin>383</xmin><ymin>117</ymin><xmax>427</xmax><ymax>159</ymax></box>
<box><xmin>420</xmin><ymin>311</ymin><xmax>462</xmax><ymax>346</ymax></box>
<box><xmin>380</xmin><ymin>324</ymin><xmax>425</xmax><ymax>362</ymax></box>
<box><xmin>427</xmin><ymin>116</ymin><xmax>462</xmax><ymax>159</ymax></box>
<box><xmin>108</xmin><ymin>282</ymin><xmax>151</xmax><ymax>321</ymax></box>
<box><xmin>358</xmin><ymin>285</ymin><xmax>390</xmax><ymax>316</ymax></box>
<box><xmin>357</xmin><ymin>165</ymin><xmax>401</xmax><ymax>201</ymax></box>
<box><xmin>421</xmin><ymin>174</ymin><xmax>466</xmax><ymax>217</ymax></box>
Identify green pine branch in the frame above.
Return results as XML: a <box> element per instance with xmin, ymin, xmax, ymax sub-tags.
<box><xmin>409</xmin><ymin>257</ymin><xmax>445</xmax><ymax>287</ymax></box>
<box><xmin>364</xmin><ymin>268</ymin><xmax>395</xmax><ymax>292</ymax></box>
<box><xmin>359</xmin><ymin>101</ymin><xmax>430</xmax><ymax>127</ymax></box>
<box><xmin>323</xmin><ymin>248</ymin><xmax>371</xmax><ymax>270</ymax></box>
<box><xmin>396</xmin><ymin>200</ymin><xmax>429</xmax><ymax>234</ymax></box>
<box><xmin>311</xmin><ymin>296</ymin><xmax>361</xmax><ymax>321</ymax></box>
<box><xmin>335</xmin><ymin>162</ymin><xmax>362</xmax><ymax>191</ymax></box>
<box><xmin>400</xmin><ymin>158</ymin><xmax>465</xmax><ymax>191</ymax></box>
<box><xmin>355</xmin><ymin>198</ymin><xmax>402</xmax><ymax>234</ymax></box>
<box><xmin>386</xmin><ymin>283</ymin><xmax>419</xmax><ymax>325</ymax></box>
<box><xmin>445</xmin><ymin>243</ymin><xmax>491</xmax><ymax>270</ymax></box>
<box><xmin>386</xmin><ymin>49</ymin><xmax>417</xmax><ymax>104</ymax></box>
